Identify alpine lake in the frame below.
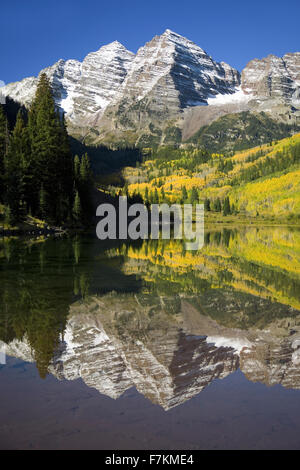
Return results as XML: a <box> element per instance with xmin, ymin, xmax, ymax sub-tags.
<box><xmin>1</xmin><ymin>225</ymin><xmax>300</xmax><ymax>449</ymax></box>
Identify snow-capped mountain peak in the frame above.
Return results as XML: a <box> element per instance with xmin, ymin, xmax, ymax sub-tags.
<box><xmin>1</xmin><ymin>30</ymin><xmax>299</xmax><ymax>144</ymax></box>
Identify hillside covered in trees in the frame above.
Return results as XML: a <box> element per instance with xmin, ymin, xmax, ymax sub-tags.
<box><xmin>187</xmin><ymin>111</ymin><xmax>299</xmax><ymax>152</ymax></box>
<box><xmin>102</xmin><ymin>133</ymin><xmax>300</xmax><ymax>222</ymax></box>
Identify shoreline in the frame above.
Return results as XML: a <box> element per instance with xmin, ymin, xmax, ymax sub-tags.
<box><xmin>0</xmin><ymin>221</ymin><xmax>299</xmax><ymax>240</ymax></box>
<box><xmin>0</xmin><ymin>226</ymin><xmax>67</xmax><ymax>238</ymax></box>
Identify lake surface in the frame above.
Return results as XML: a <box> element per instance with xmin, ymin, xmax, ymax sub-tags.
<box><xmin>1</xmin><ymin>226</ymin><xmax>300</xmax><ymax>449</ymax></box>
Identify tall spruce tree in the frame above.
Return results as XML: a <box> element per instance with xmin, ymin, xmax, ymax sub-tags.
<box><xmin>190</xmin><ymin>187</ymin><xmax>198</xmax><ymax>205</ymax></box>
<box><xmin>144</xmin><ymin>186</ymin><xmax>149</xmax><ymax>203</ymax></box>
<box><xmin>204</xmin><ymin>197</ymin><xmax>211</xmax><ymax>211</ymax></box>
<box><xmin>78</xmin><ymin>152</ymin><xmax>93</xmax><ymax>223</ymax></box>
<box><xmin>0</xmin><ymin>105</ymin><xmax>8</xmax><ymax>202</ymax></box>
<box><xmin>214</xmin><ymin>198</ymin><xmax>222</xmax><ymax>212</ymax></box>
<box><xmin>181</xmin><ymin>185</ymin><xmax>188</xmax><ymax>203</ymax></box>
<box><xmin>57</xmin><ymin>113</ymin><xmax>74</xmax><ymax>222</ymax></box>
<box><xmin>223</xmin><ymin>196</ymin><xmax>231</xmax><ymax>216</ymax></box>
<box><xmin>39</xmin><ymin>184</ymin><xmax>47</xmax><ymax>220</ymax></box>
<box><xmin>4</xmin><ymin>111</ymin><xmax>29</xmax><ymax>223</ymax></box>
<box><xmin>74</xmin><ymin>155</ymin><xmax>80</xmax><ymax>181</ymax></box>
<box><xmin>73</xmin><ymin>190</ymin><xmax>82</xmax><ymax>223</ymax></box>
<box><xmin>28</xmin><ymin>73</ymin><xmax>73</xmax><ymax>223</ymax></box>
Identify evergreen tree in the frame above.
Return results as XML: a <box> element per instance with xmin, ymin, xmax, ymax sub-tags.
<box><xmin>4</xmin><ymin>111</ymin><xmax>27</xmax><ymax>222</ymax></box>
<box><xmin>28</xmin><ymin>73</ymin><xmax>74</xmax><ymax>223</ymax></box>
<box><xmin>190</xmin><ymin>186</ymin><xmax>198</xmax><ymax>205</ymax></box>
<box><xmin>223</xmin><ymin>196</ymin><xmax>231</xmax><ymax>216</ymax></box>
<box><xmin>57</xmin><ymin>112</ymin><xmax>74</xmax><ymax>221</ymax></box>
<box><xmin>4</xmin><ymin>205</ymin><xmax>13</xmax><ymax>227</ymax></box>
<box><xmin>214</xmin><ymin>198</ymin><xmax>222</xmax><ymax>212</ymax></box>
<box><xmin>80</xmin><ymin>152</ymin><xmax>92</xmax><ymax>185</ymax></box>
<box><xmin>74</xmin><ymin>155</ymin><xmax>80</xmax><ymax>181</ymax></box>
<box><xmin>181</xmin><ymin>185</ymin><xmax>188</xmax><ymax>202</ymax></box>
<box><xmin>144</xmin><ymin>186</ymin><xmax>149</xmax><ymax>203</ymax></box>
<box><xmin>204</xmin><ymin>197</ymin><xmax>211</xmax><ymax>211</ymax></box>
<box><xmin>148</xmin><ymin>190</ymin><xmax>153</xmax><ymax>204</ymax></box>
<box><xmin>39</xmin><ymin>184</ymin><xmax>48</xmax><ymax>220</ymax></box>
<box><xmin>0</xmin><ymin>105</ymin><xmax>8</xmax><ymax>202</ymax></box>
<box><xmin>153</xmin><ymin>188</ymin><xmax>159</xmax><ymax>204</ymax></box>
<box><xmin>73</xmin><ymin>190</ymin><xmax>82</xmax><ymax>223</ymax></box>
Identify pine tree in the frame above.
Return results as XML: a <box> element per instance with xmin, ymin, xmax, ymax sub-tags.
<box><xmin>57</xmin><ymin>112</ymin><xmax>74</xmax><ymax>221</ymax></box>
<box><xmin>28</xmin><ymin>73</ymin><xmax>74</xmax><ymax>223</ymax></box>
<box><xmin>190</xmin><ymin>187</ymin><xmax>198</xmax><ymax>205</ymax></box>
<box><xmin>0</xmin><ymin>105</ymin><xmax>8</xmax><ymax>202</ymax></box>
<box><xmin>39</xmin><ymin>184</ymin><xmax>47</xmax><ymax>220</ymax></box>
<box><xmin>181</xmin><ymin>185</ymin><xmax>188</xmax><ymax>202</ymax></box>
<box><xmin>73</xmin><ymin>190</ymin><xmax>82</xmax><ymax>223</ymax></box>
<box><xmin>223</xmin><ymin>196</ymin><xmax>231</xmax><ymax>216</ymax></box>
<box><xmin>214</xmin><ymin>198</ymin><xmax>222</xmax><ymax>212</ymax></box>
<box><xmin>4</xmin><ymin>111</ymin><xmax>27</xmax><ymax>222</ymax></box>
<box><xmin>4</xmin><ymin>205</ymin><xmax>13</xmax><ymax>228</ymax></box>
<box><xmin>204</xmin><ymin>197</ymin><xmax>211</xmax><ymax>211</ymax></box>
<box><xmin>149</xmin><ymin>190</ymin><xmax>154</xmax><ymax>204</ymax></box>
<box><xmin>74</xmin><ymin>155</ymin><xmax>80</xmax><ymax>181</ymax></box>
<box><xmin>19</xmin><ymin>121</ymin><xmax>34</xmax><ymax>214</ymax></box>
<box><xmin>80</xmin><ymin>153</ymin><xmax>92</xmax><ymax>186</ymax></box>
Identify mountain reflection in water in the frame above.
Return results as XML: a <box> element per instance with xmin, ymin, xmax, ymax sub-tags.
<box><xmin>1</xmin><ymin>226</ymin><xmax>300</xmax><ymax>410</ymax></box>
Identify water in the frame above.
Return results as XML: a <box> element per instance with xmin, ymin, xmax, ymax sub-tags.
<box><xmin>0</xmin><ymin>226</ymin><xmax>300</xmax><ymax>449</ymax></box>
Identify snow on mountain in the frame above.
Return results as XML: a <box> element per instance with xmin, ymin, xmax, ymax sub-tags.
<box><xmin>206</xmin><ymin>86</ymin><xmax>253</xmax><ymax>106</ymax></box>
<box><xmin>1</xmin><ymin>30</ymin><xmax>240</xmax><ymax>123</ymax></box>
<box><xmin>70</xmin><ymin>41</ymin><xmax>134</xmax><ymax>123</ymax></box>
<box><xmin>114</xmin><ymin>29</ymin><xmax>240</xmax><ymax>110</ymax></box>
<box><xmin>1</xmin><ymin>31</ymin><xmax>299</xmax><ymax>142</ymax></box>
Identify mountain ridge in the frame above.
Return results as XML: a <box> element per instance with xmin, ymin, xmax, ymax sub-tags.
<box><xmin>2</xmin><ymin>30</ymin><xmax>300</xmax><ymax>147</ymax></box>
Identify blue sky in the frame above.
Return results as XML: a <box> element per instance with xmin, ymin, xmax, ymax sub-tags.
<box><xmin>1</xmin><ymin>0</ymin><xmax>300</xmax><ymax>84</ymax></box>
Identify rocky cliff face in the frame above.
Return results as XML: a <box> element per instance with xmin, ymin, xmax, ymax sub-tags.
<box><xmin>182</xmin><ymin>52</ymin><xmax>300</xmax><ymax>140</ymax></box>
<box><xmin>239</xmin><ymin>53</ymin><xmax>300</xmax><ymax>125</ymax></box>
<box><xmin>92</xmin><ymin>30</ymin><xmax>241</xmax><ymax>144</ymax></box>
<box><xmin>2</xmin><ymin>31</ymin><xmax>299</xmax><ymax>145</ymax></box>
<box><xmin>123</xmin><ymin>30</ymin><xmax>240</xmax><ymax>107</ymax></box>
<box><xmin>71</xmin><ymin>42</ymin><xmax>134</xmax><ymax>127</ymax></box>
<box><xmin>242</xmin><ymin>53</ymin><xmax>300</xmax><ymax>104</ymax></box>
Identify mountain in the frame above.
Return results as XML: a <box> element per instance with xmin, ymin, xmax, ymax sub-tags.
<box><xmin>90</xmin><ymin>29</ymin><xmax>241</xmax><ymax>145</ymax></box>
<box><xmin>2</xmin><ymin>30</ymin><xmax>300</xmax><ymax>147</ymax></box>
<box><xmin>182</xmin><ymin>53</ymin><xmax>300</xmax><ymax>143</ymax></box>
